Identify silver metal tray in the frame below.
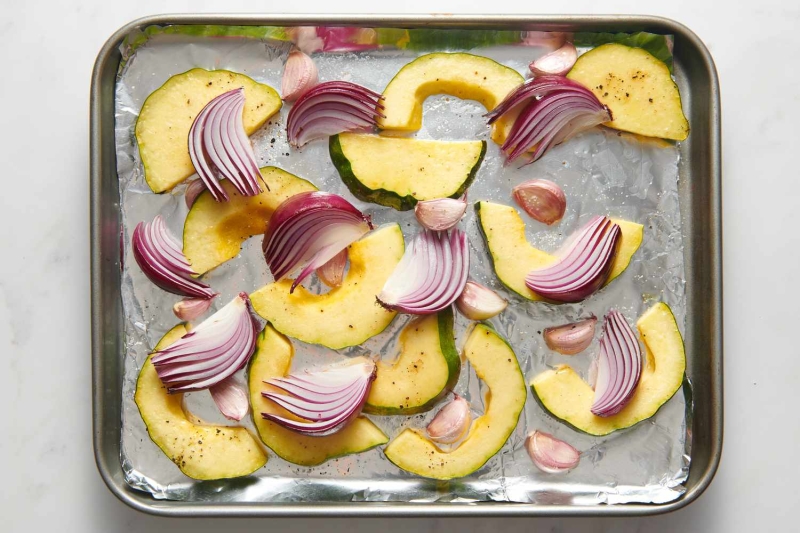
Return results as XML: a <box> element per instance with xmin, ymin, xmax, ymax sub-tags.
<box><xmin>91</xmin><ymin>13</ymin><xmax>722</xmax><ymax>517</ymax></box>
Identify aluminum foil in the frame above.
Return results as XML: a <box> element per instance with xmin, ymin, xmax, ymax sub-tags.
<box><xmin>115</xmin><ymin>28</ymin><xmax>690</xmax><ymax>505</ymax></box>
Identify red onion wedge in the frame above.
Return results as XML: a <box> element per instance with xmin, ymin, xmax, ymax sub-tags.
<box><xmin>209</xmin><ymin>376</ymin><xmax>250</xmax><ymax>421</ymax></box>
<box><xmin>591</xmin><ymin>310</ymin><xmax>643</xmax><ymax>417</ymax></box>
<box><xmin>377</xmin><ymin>228</ymin><xmax>469</xmax><ymax>315</ymax></box>
<box><xmin>151</xmin><ymin>293</ymin><xmax>259</xmax><ymax>393</ymax></box>
<box><xmin>529</xmin><ymin>42</ymin><xmax>578</xmax><ymax>77</ymax></box>
<box><xmin>485</xmin><ymin>76</ymin><xmax>611</xmax><ymax>165</ymax></box>
<box><xmin>525</xmin><ymin>216</ymin><xmax>621</xmax><ymax>303</ymax></box>
<box><xmin>261</xmin><ymin>357</ymin><xmax>376</xmax><ymax>436</ymax></box>
<box><xmin>132</xmin><ymin>215</ymin><xmax>216</xmax><ymax>299</ymax></box>
<box><xmin>262</xmin><ymin>192</ymin><xmax>373</xmax><ymax>293</ymax></box>
<box><xmin>188</xmin><ymin>88</ymin><xmax>263</xmax><ymax>202</ymax></box>
<box><xmin>286</xmin><ymin>81</ymin><xmax>385</xmax><ymax>148</ymax></box>
<box><xmin>525</xmin><ymin>430</ymin><xmax>581</xmax><ymax>473</ymax></box>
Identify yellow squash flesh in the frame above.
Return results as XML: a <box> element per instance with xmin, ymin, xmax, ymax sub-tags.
<box><xmin>136</xmin><ymin>69</ymin><xmax>281</xmax><ymax>193</ymax></box>
<box><xmin>567</xmin><ymin>44</ymin><xmax>689</xmax><ymax>141</ymax></box>
<box><xmin>383</xmin><ymin>324</ymin><xmax>526</xmax><ymax>480</ymax></box>
<box><xmin>134</xmin><ymin>325</ymin><xmax>267</xmax><ymax>480</ymax></box>
<box><xmin>330</xmin><ymin>133</ymin><xmax>486</xmax><ymax>210</ymax></box>
<box><xmin>377</xmin><ymin>52</ymin><xmax>524</xmax><ymax>145</ymax></box>
<box><xmin>365</xmin><ymin>309</ymin><xmax>460</xmax><ymax>415</ymax></box>
<box><xmin>247</xmin><ymin>325</ymin><xmax>388</xmax><ymax>466</ymax></box>
<box><xmin>476</xmin><ymin>201</ymin><xmax>643</xmax><ymax>301</ymax></box>
<box><xmin>183</xmin><ymin>167</ymin><xmax>317</xmax><ymax>275</ymax></box>
<box><xmin>250</xmin><ymin>225</ymin><xmax>404</xmax><ymax>349</ymax></box>
<box><xmin>531</xmin><ymin>302</ymin><xmax>686</xmax><ymax>436</ymax></box>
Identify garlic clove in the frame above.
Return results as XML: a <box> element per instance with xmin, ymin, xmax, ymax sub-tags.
<box><xmin>426</xmin><ymin>394</ymin><xmax>472</xmax><ymax>444</ymax></box>
<box><xmin>282</xmin><ymin>50</ymin><xmax>319</xmax><ymax>103</ymax></box>
<box><xmin>184</xmin><ymin>179</ymin><xmax>207</xmax><ymax>208</ymax></box>
<box><xmin>455</xmin><ymin>281</ymin><xmax>508</xmax><ymax>321</ymax></box>
<box><xmin>543</xmin><ymin>316</ymin><xmax>597</xmax><ymax>355</ymax></box>
<box><xmin>286</xmin><ymin>26</ymin><xmax>324</xmax><ymax>54</ymax></box>
<box><xmin>316</xmin><ymin>248</ymin><xmax>348</xmax><ymax>288</ymax></box>
<box><xmin>414</xmin><ymin>196</ymin><xmax>468</xmax><ymax>231</ymax></box>
<box><xmin>529</xmin><ymin>42</ymin><xmax>578</xmax><ymax>77</ymax></box>
<box><xmin>209</xmin><ymin>376</ymin><xmax>250</xmax><ymax>421</ymax></box>
<box><xmin>512</xmin><ymin>179</ymin><xmax>566</xmax><ymax>225</ymax></box>
<box><xmin>172</xmin><ymin>296</ymin><xmax>216</xmax><ymax>321</ymax></box>
<box><xmin>525</xmin><ymin>430</ymin><xmax>581</xmax><ymax>473</ymax></box>
<box><xmin>520</xmin><ymin>31</ymin><xmax>568</xmax><ymax>50</ymax></box>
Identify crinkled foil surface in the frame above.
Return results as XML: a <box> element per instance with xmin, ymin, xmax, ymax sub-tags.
<box><xmin>116</xmin><ymin>28</ymin><xmax>690</xmax><ymax>505</ymax></box>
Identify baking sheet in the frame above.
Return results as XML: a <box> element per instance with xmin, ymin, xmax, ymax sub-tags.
<box><xmin>115</xmin><ymin>27</ymin><xmax>690</xmax><ymax>505</ymax></box>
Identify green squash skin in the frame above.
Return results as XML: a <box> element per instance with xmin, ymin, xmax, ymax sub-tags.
<box><xmin>363</xmin><ymin>307</ymin><xmax>461</xmax><ymax>416</ymax></box>
<box><xmin>530</xmin><ymin>302</ymin><xmax>687</xmax><ymax>436</ymax></box>
<box><xmin>382</xmin><ymin>322</ymin><xmax>527</xmax><ymax>480</ymax></box>
<box><xmin>329</xmin><ymin>135</ymin><xmax>486</xmax><ymax>211</ymax></box>
<box><xmin>530</xmin><ymin>376</ymin><xmax>685</xmax><ymax>437</ymax></box>
<box><xmin>474</xmin><ymin>201</ymin><xmax>529</xmax><ymax>299</ymax></box>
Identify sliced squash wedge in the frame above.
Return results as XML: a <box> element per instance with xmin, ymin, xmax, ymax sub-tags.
<box><xmin>134</xmin><ymin>324</ymin><xmax>267</xmax><ymax>480</ymax></box>
<box><xmin>567</xmin><ymin>43</ymin><xmax>689</xmax><ymax>141</ymax></box>
<box><xmin>247</xmin><ymin>325</ymin><xmax>388</xmax><ymax>466</ymax></box>
<box><xmin>383</xmin><ymin>323</ymin><xmax>526</xmax><ymax>480</ymax></box>
<box><xmin>475</xmin><ymin>201</ymin><xmax>643</xmax><ymax>301</ymax></box>
<box><xmin>365</xmin><ymin>308</ymin><xmax>460</xmax><ymax>415</ymax></box>
<box><xmin>377</xmin><ymin>52</ymin><xmax>524</xmax><ymax>144</ymax></box>
<box><xmin>136</xmin><ymin>68</ymin><xmax>281</xmax><ymax>193</ymax></box>
<box><xmin>183</xmin><ymin>167</ymin><xmax>316</xmax><ymax>275</ymax></box>
<box><xmin>531</xmin><ymin>302</ymin><xmax>686</xmax><ymax>436</ymax></box>
<box><xmin>250</xmin><ymin>224</ymin><xmax>404</xmax><ymax>349</ymax></box>
<box><xmin>329</xmin><ymin>134</ymin><xmax>486</xmax><ymax>210</ymax></box>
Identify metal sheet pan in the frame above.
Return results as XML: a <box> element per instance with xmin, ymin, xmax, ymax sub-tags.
<box><xmin>90</xmin><ymin>13</ymin><xmax>722</xmax><ymax>517</ymax></box>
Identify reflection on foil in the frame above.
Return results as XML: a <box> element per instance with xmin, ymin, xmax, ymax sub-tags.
<box><xmin>116</xmin><ymin>28</ymin><xmax>690</xmax><ymax>505</ymax></box>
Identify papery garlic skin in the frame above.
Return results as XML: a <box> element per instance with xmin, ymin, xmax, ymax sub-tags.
<box><xmin>210</xmin><ymin>377</ymin><xmax>249</xmax><ymax>421</ymax></box>
<box><xmin>172</xmin><ymin>296</ymin><xmax>215</xmax><ymax>321</ymax></box>
<box><xmin>543</xmin><ymin>316</ymin><xmax>597</xmax><ymax>355</ymax></box>
<box><xmin>426</xmin><ymin>394</ymin><xmax>472</xmax><ymax>444</ymax></box>
<box><xmin>530</xmin><ymin>42</ymin><xmax>578</xmax><ymax>77</ymax></box>
<box><xmin>525</xmin><ymin>430</ymin><xmax>581</xmax><ymax>474</ymax></box>
<box><xmin>317</xmin><ymin>248</ymin><xmax>348</xmax><ymax>288</ymax></box>
<box><xmin>414</xmin><ymin>197</ymin><xmax>467</xmax><ymax>231</ymax></box>
<box><xmin>455</xmin><ymin>281</ymin><xmax>508</xmax><ymax>320</ymax></box>
<box><xmin>282</xmin><ymin>50</ymin><xmax>319</xmax><ymax>103</ymax></box>
<box><xmin>512</xmin><ymin>179</ymin><xmax>566</xmax><ymax>225</ymax></box>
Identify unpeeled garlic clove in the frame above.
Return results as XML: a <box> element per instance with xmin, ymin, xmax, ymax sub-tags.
<box><xmin>530</xmin><ymin>42</ymin><xmax>578</xmax><ymax>77</ymax></box>
<box><xmin>209</xmin><ymin>376</ymin><xmax>249</xmax><ymax>421</ymax></box>
<box><xmin>455</xmin><ymin>281</ymin><xmax>508</xmax><ymax>320</ymax></box>
<box><xmin>520</xmin><ymin>31</ymin><xmax>568</xmax><ymax>50</ymax></box>
<box><xmin>525</xmin><ymin>430</ymin><xmax>581</xmax><ymax>474</ymax></box>
<box><xmin>543</xmin><ymin>316</ymin><xmax>597</xmax><ymax>355</ymax></box>
<box><xmin>184</xmin><ymin>179</ymin><xmax>207</xmax><ymax>208</ymax></box>
<box><xmin>172</xmin><ymin>296</ymin><xmax>215</xmax><ymax>321</ymax></box>
<box><xmin>317</xmin><ymin>248</ymin><xmax>348</xmax><ymax>288</ymax></box>
<box><xmin>282</xmin><ymin>50</ymin><xmax>319</xmax><ymax>103</ymax></box>
<box><xmin>414</xmin><ymin>196</ymin><xmax>468</xmax><ymax>231</ymax></box>
<box><xmin>426</xmin><ymin>394</ymin><xmax>472</xmax><ymax>444</ymax></box>
<box><xmin>286</xmin><ymin>26</ymin><xmax>324</xmax><ymax>54</ymax></box>
<box><xmin>512</xmin><ymin>179</ymin><xmax>566</xmax><ymax>225</ymax></box>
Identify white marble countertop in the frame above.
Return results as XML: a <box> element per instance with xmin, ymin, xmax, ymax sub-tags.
<box><xmin>2</xmin><ymin>0</ymin><xmax>797</xmax><ymax>531</ymax></box>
